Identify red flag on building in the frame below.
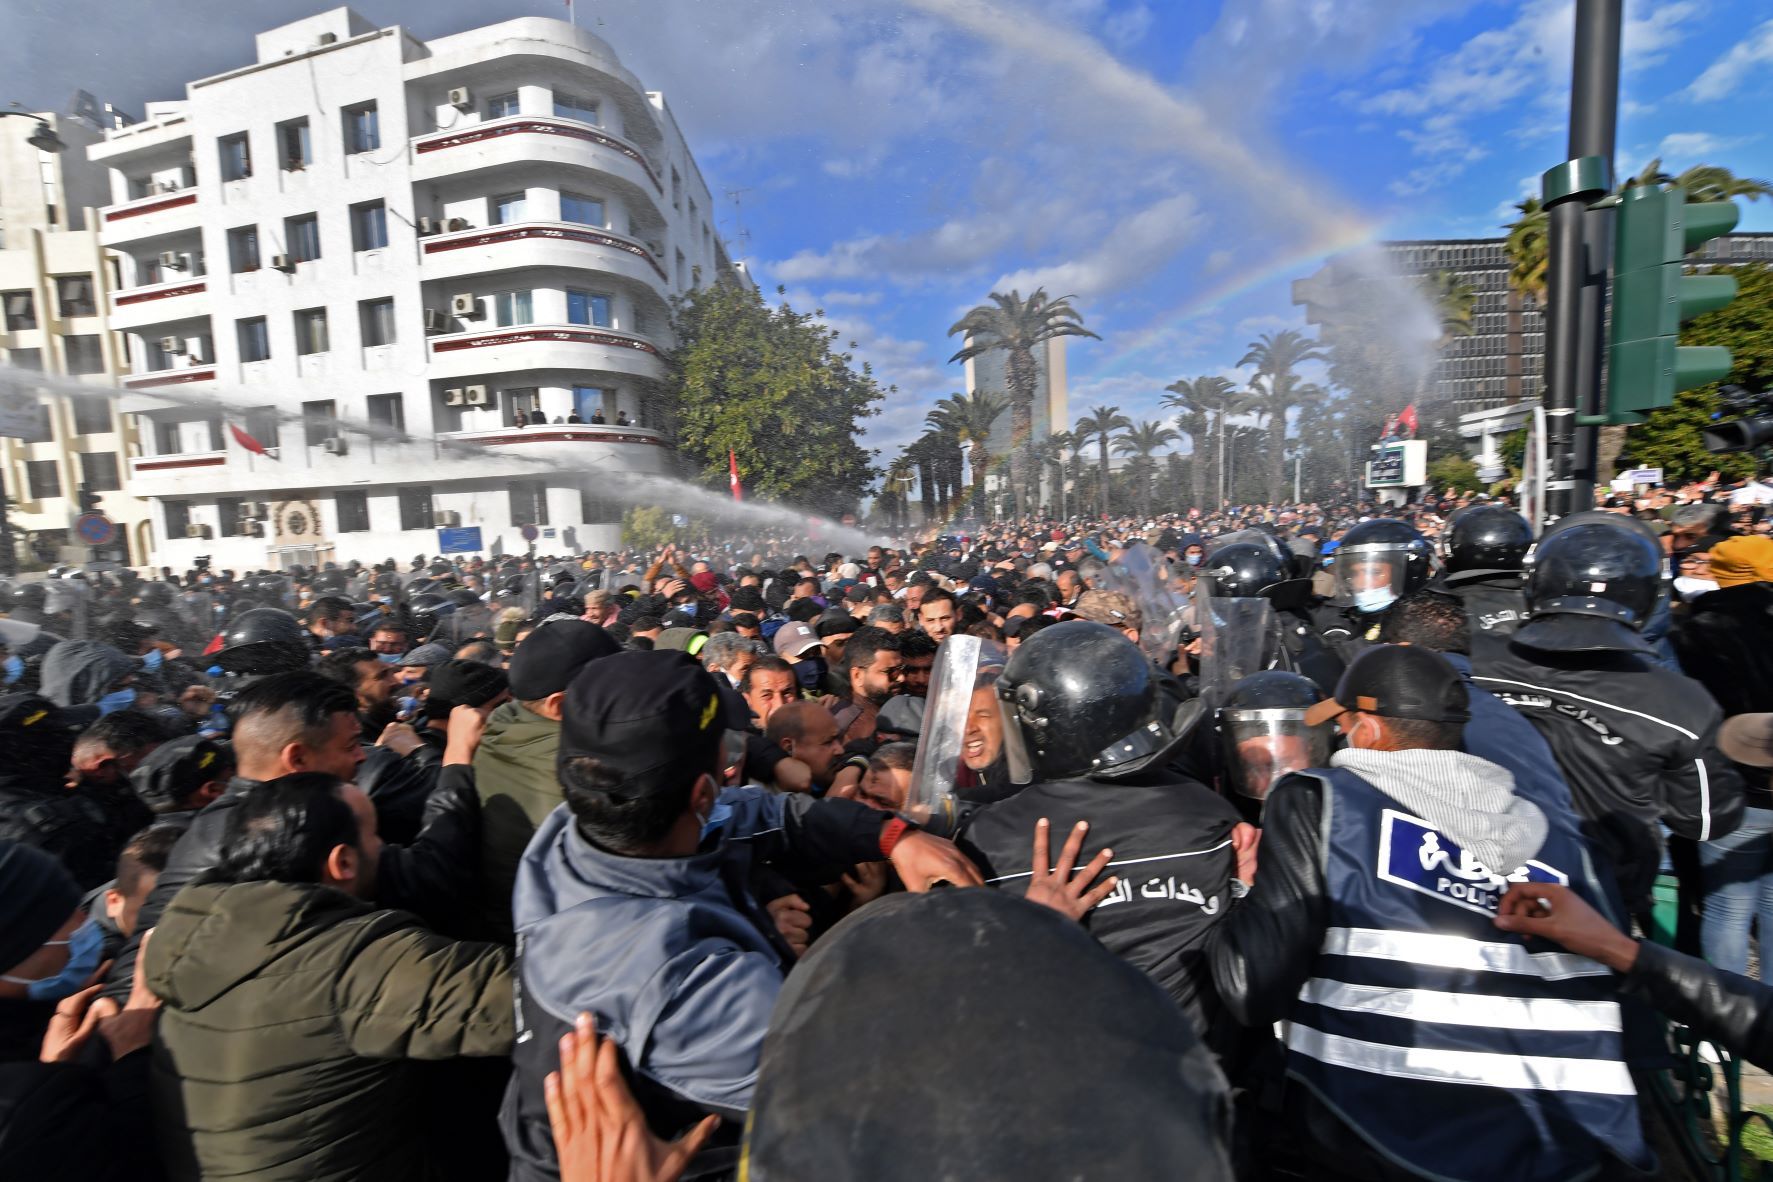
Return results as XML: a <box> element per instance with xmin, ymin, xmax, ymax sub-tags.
<box><xmin>1397</xmin><ymin>404</ymin><xmax>1420</xmax><ymax>439</ymax></box>
<box><xmin>729</xmin><ymin>449</ymin><xmax>742</xmax><ymax>501</ymax></box>
<box><xmin>229</xmin><ymin>422</ymin><xmax>273</xmax><ymax>457</ymax></box>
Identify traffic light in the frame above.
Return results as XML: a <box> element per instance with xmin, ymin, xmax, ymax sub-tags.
<box><xmin>1603</xmin><ymin>184</ymin><xmax>1739</xmax><ymax>424</ymax></box>
<box><xmin>76</xmin><ymin>484</ymin><xmax>101</xmax><ymax>514</ymax></box>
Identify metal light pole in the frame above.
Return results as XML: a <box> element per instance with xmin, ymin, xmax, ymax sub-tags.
<box><xmin>1541</xmin><ymin>0</ymin><xmax>1620</xmax><ymax>520</ymax></box>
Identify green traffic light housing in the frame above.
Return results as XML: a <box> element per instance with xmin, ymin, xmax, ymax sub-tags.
<box><xmin>1603</xmin><ymin>185</ymin><xmax>1739</xmax><ymax>424</ymax></box>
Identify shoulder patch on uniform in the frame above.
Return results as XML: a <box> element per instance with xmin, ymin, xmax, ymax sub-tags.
<box><xmin>1376</xmin><ymin>808</ymin><xmax>1567</xmax><ymax>917</ymax></box>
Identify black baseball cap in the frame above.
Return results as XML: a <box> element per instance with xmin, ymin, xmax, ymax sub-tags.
<box><xmin>424</xmin><ymin>659</ymin><xmax>509</xmax><ymax>720</ymax></box>
<box><xmin>1303</xmin><ymin>644</ymin><xmax>1470</xmax><ymax>727</ymax></box>
<box><xmin>507</xmin><ymin>620</ymin><xmax>621</xmax><ymax>700</ymax></box>
<box><xmin>558</xmin><ymin>650</ymin><xmax>729</xmax><ymax>798</ymax></box>
<box><xmin>131</xmin><ymin>735</ymin><xmax>232</xmax><ymax>812</ymax></box>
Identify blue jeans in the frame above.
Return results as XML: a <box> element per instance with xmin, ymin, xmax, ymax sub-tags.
<box><xmin>1699</xmin><ymin>806</ymin><xmax>1773</xmax><ymax>976</ymax></box>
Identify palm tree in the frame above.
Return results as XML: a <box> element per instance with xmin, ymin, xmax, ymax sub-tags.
<box><xmin>925</xmin><ymin>390</ymin><xmax>1009</xmax><ymax>518</ymax></box>
<box><xmin>1045</xmin><ymin>429</ymin><xmax>1076</xmax><ymax>518</ymax></box>
<box><xmin>1162</xmin><ymin>375</ymin><xmax>1240</xmax><ymax>511</ymax></box>
<box><xmin>883</xmin><ymin>456</ymin><xmax>917</xmax><ymax>529</ymax></box>
<box><xmin>1423</xmin><ymin>271</ymin><xmax>1476</xmax><ymax>344</ymax></box>
<box><xmin>906</xmin><ymin>433</ymin><xmax>945</xmax><ymax>522</ymax></box>
<box><xmin>1238</xmin><ymin>329</ymin><xmax>1327</xmax><ymax>505</ymax></box>
<box><xmin>948</xmin><ymin>290</ymin><xmax>1101</xmax><ymax>518</ymax></box>
<box><xmin>1073</xmin><ymin>404</ymin><xmax>1131</xmax><ymax>518</ymax></box>
<box><xmin>1625</xmin><ymin>158</ymin><xmax>1773</xmax><ymax>203</ymax></box>
<box><xmin>1113</xmin><ymin>420</ymin><xmax>1180</xmax><ymax>518</ymax></box>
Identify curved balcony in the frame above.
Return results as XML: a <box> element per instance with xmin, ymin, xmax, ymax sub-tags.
<box><xmin>425</xmin><ymin>323</ymin><xmax>664</xmax><ymax>382</ymax></box>
<box><xmin>438</xmin><ymin>422</ymin><xmax>676</xmax><ymax>479</ymax></box>
<box><xmin>421</xmin><ymin>221</ymin><xmax>669</xmax><ymax>293</ymax></box>
<box><xmin>412</xmin><ymin>116</ymin><xmax>663</xmax><ymax>201</ymax></box>
<box><xmin>118</xmin><ymin>365</ymin><xmax>216</xmax><ymax>413</ymax></box>
<box><xmin>99</xmin><ymin>190</ymin><xmax>199</xmax><ymax>246</ymax></box>
<box><xmin>111</xmin><ymin>277</ymin><xmax>208</xmax><ymax>331</ymax></box>
<box><xmin>449</xmin><ymin>423</ymin><xmax>665</xmax><ymax>447</ymax></box>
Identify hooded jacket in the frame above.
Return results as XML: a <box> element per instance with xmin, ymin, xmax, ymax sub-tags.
<box><xmin>1671</xmin><ymin>580</ymin><xmax>1773</xmax><ymax>809</ymax></box>
<box><xmin>471</xmin><ymin>699</ymin><xmax>561</xmax><ymax>942</ymax></box>
<box><xmin>146</xmin><ymin>880</ymin><xmax>512</xmax><ymax>1182</ymax></box>
<box><xmin>39</xmin><ymin>640</ymin><xmax>134</xmax><ymax>709</ymax></box>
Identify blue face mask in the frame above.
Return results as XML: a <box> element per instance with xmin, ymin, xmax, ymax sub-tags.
<box><xmin>1</xmin><ymin>655</ymin><xmax>22</xmax><ymax>684</ymax></box>
<box><xmin>1352</xmin><ymin>586</ymin><xmax>1397</xmax><ymax>614</ymax></box>
<box><xmin>96</xmin><ymin>687</ymin><xmax>137</xmax><ymax>715</ymax></box>
<box><xmin>376</xmin><ymin>652</ymin><xmax>403</xmax><ymax>665</ymax></box>
<box><xmin>142</xmin><ymin>648</ymin><xmax>164</xmax><ymax>671</ymax></box>
<box><xmin>397</xmin><ymin>695</ymin><xmax>421</xmax><ymax>718</ymax></box>
<box><xmin>698</xmin><ymin>798</ymin><xmax>733</xmax><ymax>840</ymax></box>
<box><xmin>3</xmin><ymin>917</ymin><xmax>105</xmax><ymax>1002</ymax></box>
<box><xmin>1185</xmin><ymin>553</ymin><xmax>1202</xmax><ymax>566</ymax></box>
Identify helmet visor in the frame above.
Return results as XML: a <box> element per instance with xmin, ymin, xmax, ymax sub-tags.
<box><xmin>1221</xmin><ymin>709</ymin><xmax>1334</xmax><ymax>800</ymax></box>
<box><xmin>1335</xmin><ymin>548</ymin><xmax>1412</xmax><ymax>612</ymax></box>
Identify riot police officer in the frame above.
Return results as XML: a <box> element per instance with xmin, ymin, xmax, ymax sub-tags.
<box><xmin>1472</xmin><ymin>518</ymin><xmax>1744</xmax><ymax>908</ymax></box>
<box><xmin>1310</xmin><ymin>518</ymin><xmax>1435</xmax><ymax>663</ymax></box>
<box><xmin>1439</xmin><ymin>504</ymin><xmax>1533</xmax><ymax>663</ymax></box>
<box><xmin>212</xmin><ymin>607</ymin><xmax>312</xmax><ymax>678</ymax></box>
<box><xmin>1213</xmin><ymin>669</ymin><xmax>1335</xmax><ymax>823</ymax></box>
<box><xmin>1201</xmin><ymin>543</ymin><xmax>1343</xmax><ymax>693</ymax></box>
<box><xmin>959</xmin><ymin>621</ymin><xmax>1246</xmax><ymax>1046</ymax></box>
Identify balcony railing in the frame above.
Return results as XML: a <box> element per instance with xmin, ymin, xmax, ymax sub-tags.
<box><xmin>131</xmin><ymin>449</ymin><xmax>226</xmax><ymax>475</ymax></box>
<box><xmin>114</xmin><ymin>277</ymin><xmax>207</xmax><ymax>307</ymax></box>
<box><xmin>412</xmin><ymin>116</ymin><xmax>663</xmax><ymax>193</ymax></box>
<box><xmin>422</xmin><ymin>221</ymin><xmax>668</xmax><ymax>283</ymax></box>
<box><xmin>445</xmin><ymin>423</ymin><xmax>666</xmax><ymax>447</ymax></box>
<box><xmin>124</xmin><ymin>366</ymin><xmax>215</xmax><ymax>389</ymax></box>
<box><xmin>102</xmin><ymin>189</ymin><xmax>197</xmax><ymax>224</ymax></box>
<box><xmin>429</xmin><ymin>324</ymin><xmax>661</xmax><ymax>359</ymax></box>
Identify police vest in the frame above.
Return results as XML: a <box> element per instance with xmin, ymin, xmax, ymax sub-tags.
<box><xmin>1284</xmin><ymin>767</ymin><xmax>1650</xmax><ymax>1182</ymax></box>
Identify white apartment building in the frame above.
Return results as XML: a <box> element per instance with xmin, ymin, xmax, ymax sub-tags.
<box><xmin>93</xmin><ymin>8</ymin><xmax>740</xmax><ymax>569</ymax></box>
<box><xmin>0</xmin><ymin>100</ymin><xmax>150</xmax><ymax>567</ymax></box>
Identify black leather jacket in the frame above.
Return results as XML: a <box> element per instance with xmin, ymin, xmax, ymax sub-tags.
<box><xmin>1625</xmin><ymin>942</ymin><xmax>1773</xmax><ymax>1072</ymax></box>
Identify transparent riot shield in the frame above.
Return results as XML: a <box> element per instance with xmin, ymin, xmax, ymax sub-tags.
<box><xmin>1197</xmin><ymin>596</ymin><xmax>1280</xmax><ymax>708</ymax></box>
<box><xmin>44</xmin><ymin>576</ymin><xmax>92</xmax><ymax>640</ymax></box>
<box><xmin>1104</xmin><ymin>541</ymin><xmax>1189</xmax><ymax>663</ymax></box>
<box><xmin>905</xmin><ymin>635</ymin><xmax>983</xmax><ymax>836</ymax></box>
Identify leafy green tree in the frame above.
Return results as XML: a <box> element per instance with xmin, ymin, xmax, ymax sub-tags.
<box><xmin>948</xmin><ymin>290</ymin><xmax>1100</xmax><ymax>517</ymax></box>
<box><xmin>1073</xmin><ymin>405</ymin><xmax>1131</xmax><ymax>518</ymax></box>
<box><xmin>665</xmin><ymin>283</ymin><xmax>881</xmax><ymax>512</ymax></box>
<box><xmin>1621</xmin><ymin>388</ymin><xmax>1756</xmax><ymax>484</ymax></box>
<box><xmin>1113</xmin><ymin>420</ymin><xmax>1181</xmax><ymax>518</ymax></box>
<box><xmin>1239</xmin><ymin>330</ymin><xmax>1327</xmax><ymax>504</ymax></box>
<box><xmin>1163</xmin><ymin>375</ymin><xmax>1248</xmax><ymax>509</ymax></box>
<box><xmin>1426</xmin><ymin>455</ymin><xmax>1482</xmax><ymax>494</ymax></box>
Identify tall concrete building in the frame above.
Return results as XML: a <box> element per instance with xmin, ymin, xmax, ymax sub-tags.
<box><xmin>95</xmin><ymin>8</ymin><xmax>741</xmax><ymax>569</ymax></box>
<box><xmin>0</xmin><ymin>98</ymin><xmax>148</xmax><ymax>568</ymax></box>
<box><xmin>963</xmin><ymin>336</ymin><xmax>1069</xmax><ymax>510</ymax></box>
<box><xmin>1294</xmin><ymin>233</ymin><xmax>1773</xmax><ymax>419</ymax></box>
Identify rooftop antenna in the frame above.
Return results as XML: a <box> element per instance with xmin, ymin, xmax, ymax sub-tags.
<box><xmin>724</xmin><ymin>186</ymin><xmax>753</xmax><ymax>254</ymax></box>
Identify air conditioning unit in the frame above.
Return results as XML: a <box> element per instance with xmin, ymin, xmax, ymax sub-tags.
<box><xmin>234</xmin><ymin>521</ymin><xmax>264</xmax><ymax>538</ymax></box>
<box><xmin>436</xmin><ymin>510</ymin><xmax>463</xmax><ymax>528</ymax></box>
<box><xmin>450</xmin><ymin>293</ymin><xmax>480</xmax><ymax>318</ymax></box>
<box><xmin>323</xmin><ymin>436</ymin><xmax>348</xmax><ymax>455</ymax></box>
<box><xmin>463</xmin><ymin>384</ymin><xmax>488</xmax><ymax>406</ymax></box>
<box><xmin>317</xmin><ymin>31</ymin><xmax>338</xmax><ymax>45</ymax></box>
<box><xmin>446</xmin><ymin>217</ymin><xmax>470</xmax><ymax>232</ymax></box>
<box><xmin>184</xmin><ymin>524</ymin><xmax>213</xmax><ymax>539</ymax></box>
<box><xmin>247</xmin><ymin>501</ymin><xmax>268</xmax><ymax>519</ymax></box>
<box><xmin>443</xmin><ymin>387</ymin><xmax>465</xmax><ymax>407</ymax></box>
<box><xmin>270</xmin><ymin>254</ymin><xmax>296</xmax><ymax>273</ymax></box>
<box><xmin>158</xmin><ymin>335</ymin><xmax>185</xmax><ymax>355</ymax></box>
<box><xmin>423</xmin><ymin>308</ymin><xmax>450</xmax><ymax>334</ymax></box>
<box><xmin>417</xmin><ymin>216</ymin><xmax>437</xmax><ymax>236</ymax></box>
<box><xmin>158</xmin><ymin>250</ymin><xmax>186</xmax><ymax>271</ymax></box>
<box><xmin>447</xmin><ymin>86</ymin><xmax>473</xmax><ymax>110</ymax></box>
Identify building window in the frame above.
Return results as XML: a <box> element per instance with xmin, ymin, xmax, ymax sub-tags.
<box><xmin>243</xmin><ymin>408</ymin><xmax>280</xmax><ymax>453</ymax></box>
<box><xmin>343</xmin><ymin>103</ymin><xmax>379</xmax><ymax>154</ymax></box>
<box><xmin>80</xmin><ymin>452</ymin><xmax>120</xmax><ymax>492</ymax></box>
<box><xmin>671</xmin><ymin>167</ymin><xmax>681</xmax><ymax>211</ymax></box>
<box><xmin>286</xmin><ymin>215</ymin><xmax>320</xmax><ymax>263</ymax></box>
<box><xmin>56</xmin><ymin>275</ymin><xmax>96</xmax><ymax>318</ymax></box>
<box><xmin>7</xmin><ymin>348</ymin><xmax>43</xmax><ymax>374</ymax></box>
<box><xmin>218</xmin><ymin>498</ymin><xmax>244</xmax><ymax>538</ymax></box>
<box><xmin>367</xmin><ymin>393</ymin><xmax>404</xmax><ymax>431</ymax></box>
<box><xmin>2</xmin><ymin>291</ymin><xmax>34</xmax><ymax>331</ymax></box>
<box><xmin>504</xmin><ymin>388</ymin><xmax>540</xmax><ymax>425</ymax></box>
<box><xmin>294</xmin><ymin>308</ymin><xmax>329</xmax><ymax>355</ymax></box>
<box><xmin>163</xmin><ymin>499</ymin><xmax>190</xmax><ymax>538</ymax></box>
<box><xmin>553</xmin><ymin>93</ymin><xmax>598</xmax><ymax>124</ymax></box>
<box><xmin>303</xmin><ymin>399</ymin><xmax>337</xmax><ymax>447</ymax></box>
<box><xmin>509</xmin><ymin>481</ymin><xmax>549</xmax><ymax>526</ymax></box>
<box><xmin>336</xmin><ymin>489</ymin><xmax>370</xmax><ymax>533</ymax></box>
<box><xmin>561</xmin><ymin>192</ymin><xmax>604</xmax><ymax>226</ymax></box>
<box><xmin>72</xmin><ymin>398</ymin><xmax>111</xmax><ymax>435</ymax></box>
<box><xmin>228</xmin><ymin>226</ymin><xmax>260</xmax><ymax>273</ymax></box>
<box><xmin>486</xmin><ymin>92</ymin><xmax>520</xmax><ymax>119</ymax></box>
<box><xmin>237</xmin><ymin>317</ymin><xmax>270</xmax><ymax>363</ymax></box>
<box><xmin>580</xmin><ymin>485</ymin><xmax>620</xmax><ymax>523</ymax></box>
<box><xmin>219</xmin><ymin>133</ymin><xmax>251</xmax><ymax>181</ymax></box>
<box><xmin>64</xmin><ymin>335</ymin><xmax>104</xmax><ymax>375</ymax></box>
<box><xmin>351</xmin><ymin>200</ymin><xmax>387</xmax><ymax>251</ymax></box>
<box><xmin>25</xmin><ymin>459</ymin><xmax>61</xmax><ymax>500</ymax></box>
<box><xmin>492</xmin><ymin>290</ymin><xmax>532</xmax><ymax>327</ymax></box>
<box><xmin>398</xmin><ymin>486</ymin><xmax>435</xmax><ymax>530</ymax></box>
<box><xmin>359</xmin><ymin>298</ymin><xmax>395</xmax><ymax>347</ymax></box>
<box><xmin>278</xmin><ymin>118</ymin><xmax>312</xmax><ymax>170</ymax></box>
<box><xmin>492</xmin><ymin>191</ymin><xmax>527</xmax><ymax>225</ymax></box>
<box><xmin>566</xmin><ymin>290</ymin><xmax>611</xmax><ymax>328</ymax></box>
<box><xmin>12</xmin><ymin>400</ymin><xmax>50</xmax><ymax>443</ymax></box>
<box><xmin>572</xmin><ymin>386</ymin><xmax>605</xmax><ymax>421</ymax></box>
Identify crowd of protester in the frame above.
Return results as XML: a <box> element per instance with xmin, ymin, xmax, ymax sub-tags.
<box><xmin>2</xmin><ymin>469</ymin><xmax>1773</xmax><ymax>1180</ymax></box>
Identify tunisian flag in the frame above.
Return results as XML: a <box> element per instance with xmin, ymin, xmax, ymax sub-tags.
<box><xmin>1396</xmin><ymin>404</ymin><xmax>1420</xmax><ymax>439</ymax></box>
<box><xmin>229</xmin><ymin>422</ymin><xmax>273</xmax><ymax>457</ymax></box>
<box><xmin>729</xmin><ymin>448</ymin><xmax>742</xmax><ymax>501</ymax></box>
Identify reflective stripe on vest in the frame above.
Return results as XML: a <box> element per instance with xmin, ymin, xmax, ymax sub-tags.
<box><xmin>1284</xmin><ymin>766</ymin><xmax>1650</xmax><ymax>1182</ymax></box>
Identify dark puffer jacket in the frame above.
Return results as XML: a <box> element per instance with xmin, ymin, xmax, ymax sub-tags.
<box><xmin>146</xmin><ymin>880</ymin><xmax>512</xmax><ymax>1182</ymax></box>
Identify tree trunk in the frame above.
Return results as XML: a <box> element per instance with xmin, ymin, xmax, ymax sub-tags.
<box><xmin>971</xmin><ymin>445</ymin><xmax>989</xmax><ymax>517</ymax></box>
<box><xmin>1001</xmin><ymin>349</ymin><xmax>1035</xmax><ymax>519</ymax></box>
<box><xmin>917</xmin><ymin>456</ymin><xmax>935</xmax><ymax>522</ymax></box>
<box><xmin>1190</xmin><ymin>415</ymin><xmax>1209</xmax><ymax>511</ymax></box>
<box><xmin>1267</xmin><ymin>401</ymin><xmax>1289</xmax><ymax>505</ymax></box>
<box><xmin>1596</xmin><ymin>425</ymin><xmax>1628</xmax><ymax>486</ymax></box>
<box><xmin>1098</xmin><ymin>438</ymin><xmax>1111</xmax><ymax>517</ymax></box>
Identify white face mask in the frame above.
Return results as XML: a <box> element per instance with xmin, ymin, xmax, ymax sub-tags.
<box><xmin>1352</xmin><ymin>586</ymin><xmax>1396</xmax><ymax>614</ymax></box>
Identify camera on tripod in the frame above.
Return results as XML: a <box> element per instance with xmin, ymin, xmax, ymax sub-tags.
<box><xmin>1702</xmin><ymin>385</ymin><xmax>1773</xmax><ymax>453</ymax></box>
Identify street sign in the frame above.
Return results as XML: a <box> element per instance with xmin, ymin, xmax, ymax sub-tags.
<box><xmin>1623</xmin><ymin>467</ymin><xmax>1664</xmax><ymax>485</ymax></box>
<box><xmin>1476</xmin><ymin>464</ymin><xmax>1507</xmax><ymax>483</ymax></box>
<box><xmin>519</xmin><ymin>523</ymin><xmax>540</xmax><ymax>542</ymax></box>
<box><xmin>1364</xmin><ymin>440</ymin><xmax>1428</xmax><ymax>489</ymax></box>
<box><xmin>671</xmin><ymin>514</ymin><xmax>688</xmax><ymax>527</ymax></box>
<box><xmin>74</xmin><ymin>512</ymin><xmax>116</xmax><ymax>546</ymax></box>
<box><xmin>437</xmin><ymin>526</ymin><xmax>484</xmax><ymax>554</ymax></box>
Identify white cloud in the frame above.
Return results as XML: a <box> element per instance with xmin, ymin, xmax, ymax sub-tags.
<box><xmin>1100</xmin><ymin>3</ymin><xmax>1153</xmax><ymax>50</ymax></box>
<box><xmin>989</xmin><ymin>194</ymin><xmax>1204</xmax><ymax>302</ymax></box>
<box><xmin>1657</xmin><ymin>131</ymin><xmax>1755</xmax><ymax>163</ymax></box>
<box><xmin>1686</xmin><ymin>18</ymin><xmax>1773</xmax><ymax>102</ymax></box>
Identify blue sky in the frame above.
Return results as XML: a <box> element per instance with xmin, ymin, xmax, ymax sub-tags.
<box><xmin>9</xmin><ymin>0</ymin><xmax>1773</xmax><ymax>470</ymax></box>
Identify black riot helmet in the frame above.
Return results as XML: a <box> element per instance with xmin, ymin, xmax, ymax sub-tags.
<box><xmin>134</xmin><ymin>581</ymin><xmax>175</xmax><ymax>608</ymax></box>
<box><xmin>1333</xmin><ymin>518</ymin><xmax>1434</xmax><ymax>613</ymax></box>
<box><xmin>213</xmin><ymin>608</ymin><xmax>310</xmax><ymax>675</ymax></box>
<box><xmin>1207</xmin><ymin>528</ymin><xmax>1291</xmax><ymax>567</ymax></box>
<box><xmin>1199</xmin><ymin>543</ymin><xmax>1286</xmax><ymax>599</ymax></box>
<box><xmin>1444</xmin><ymin>505</ymin><xmax>1534</xmax><ymax>574</ymax></box>
<box><xmin>1521</xmin><ymin>520</ymin><xmax>1666</xmax><ymax>637</ymax></box>
<box><xmin>997</xmin><ymin>620</ymin><xmax>1199</xmax><ymax>782</ymax></box>
<box><xmin>405</xmin><ymin>593</ymin><xmax>455</xmax><ymax>641</ymax></box>
<box><xmin>1216</xmin><ymin>670</ymin><xmax>1336</xmax><ymax>801</ymax></box>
